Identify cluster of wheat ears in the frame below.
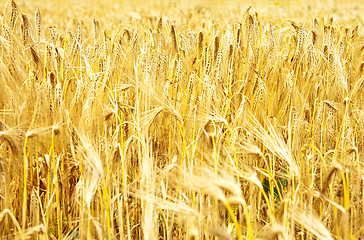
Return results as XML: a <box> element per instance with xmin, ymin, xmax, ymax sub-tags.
<box><xmin>0</xmin><ymin>0</ymin><xmax>363</xmax><ymax>239</ymax></box>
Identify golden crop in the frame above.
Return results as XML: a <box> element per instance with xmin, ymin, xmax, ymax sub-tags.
<box><xmin>0</xmin><ymin>0</ymin><xmax>363</xmax><ymax>239</ymax></box>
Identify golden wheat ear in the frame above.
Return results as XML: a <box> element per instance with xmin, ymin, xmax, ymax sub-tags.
<box><xmin>170</xmin><ymin>24</ymin><xmax>178</xmax><ymax>55</ymax></box>
<box><xmin>35</xmin><ymin>8</ymin><xmax>41</xmax><ymax>42</ymax></box>
<box><xmin>10</xmin><ymin>0</ymin><xmax>18</xmax><ymax>31</ymax></box>
<box><xmin>321</xmin><ymin>165</ymin><xmax>340</xmax><ymax>194</ymax></box>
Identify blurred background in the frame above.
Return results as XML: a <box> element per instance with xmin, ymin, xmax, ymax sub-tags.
<box><xmin>1</xmin><ymin>0</ymin><xmax>363</xmax><ymax>30</ymax></box>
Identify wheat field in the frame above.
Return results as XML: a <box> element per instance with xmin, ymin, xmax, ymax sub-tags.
<box><xmin>0</xmin><ymin>0</ymin><xmax>363</xmax><ymax>239</ymax></box>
